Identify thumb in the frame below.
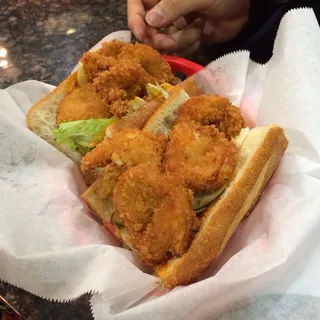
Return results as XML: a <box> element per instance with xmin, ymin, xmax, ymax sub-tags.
<box><xmin>145</xmin><ymin>0</ymin><xmax>209</xmax><ymax>27</ymax></box>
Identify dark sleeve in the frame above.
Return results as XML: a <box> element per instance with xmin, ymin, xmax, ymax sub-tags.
<box><xmin>202</xmin><ymin>0</ymin><xmax>320</xmax><ymax>64</ymax></box>
<box><xmin>245</xmin><ymin>0</ymin><xmax>320</xmax><ymax>63</ymax></box>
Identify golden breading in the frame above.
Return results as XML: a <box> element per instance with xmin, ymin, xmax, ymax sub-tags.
<box><xmin>113</xmin><ymin>163</ymin><xmax>199</xmax><ymax>266</ymax></box>
<box><xmin>56</xmin><ymin>84</ymin><xmax>111</xmax><ymax>125</ymax></box>
<box><xmin>175</xmin><ymin>95</ymin><xmax>246</xmax><ymax>139</ymax></box>
<box><xmin>106</xmin><ymin>96</ymin><xmax>164</xmax><ymax>136</ymax></box>
<box><xmin>99</xmin><ymin>39</ymin><xmax>127</xmax><ymax>58</ymax></box>
<box><xmin>165</xmin><ymin>122</ymin><xmax>238</xmax><ymax>193</ymax></box>
<box><xmin>80</xmin><ymin>129</ymin><xmax>166</xmax><ymax>174</ymax></box>
<box><xmin>93</xmin><ymin>164</ymin><xmax>126</xmax><ymax>200</ymax></box>
<box><xmin>81</xmin><ymin>52</ymin><xmax>117</xmax><ymax>82</ymax></box>
<box><xmin>117</xmin><ymin>43</ymin><xmax>179</xmax><ymax>86</ymax></box>
<box><xmin>93</xmin><ymin>61</ymin><xmax>146</xmax><ymax>117</ymax></box>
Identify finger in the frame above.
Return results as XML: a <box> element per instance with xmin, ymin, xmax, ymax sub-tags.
<box><xmin>179</xmin><ymin>40</ymin><xmax>201</xmax><ymax>58</ymax></box>
<box><xmin>143</xmin><ymin>0</ymin><xmax>159</xmax><ymax>9</ymax></box>
<box><xmin>172</xmin><ymin>17</ymin><xmax>188</xmax><ymax>30</ymax></box>
<box><xmin>172</xmin><ymin>16</ymin><xmax>203</xmax><ymax>32</ymax></box>
<box><xmin>202</xmin><ymin>16</ymin><xmax>248</xmax><ymax>44</ymax></box>
<box><xmin>171</xmin><ymin>14</ymin><xmax>203</xmax><ymax>31</ymax></box>
<box><xmin>165</xmin><ymin>25</ymin><xmax>178</xmax><ymax>35</ymax></box>
<box><xmin>127</xmin><ymin>0</ymin><xmax>147</xmax><ymax>40</ymax></box>
<box><xmin>145</xmin><ymin>27</ymin><xmax>177</xmax><ymax>50</ymax></box>
<box><xmin>145</xmin><ymin>24</ymin><xmax>202</xmax><ymax>52</ymax></box>
<box><xmin>188</xmin><ymin>17</ymin><xmax>204</xmax><ymax>28</ymax></box>
<box><xmin>184</xmin><ymin>12</ymin><xmax>204</xmax><ymax>25</ymax></box>
<box><xmin>130</xmin><ymin>15</ymin><xmax>148</xmax><ymax>41</ymax></box>
<box><xmin>169</xmin><ymin>26</ymin><xmax>202</xmax><ymax>51</ymax></box>
<box><xmin>145</xmin><ymin>0</ymin><xmax>209</xmax><ymax>27</ymax></box>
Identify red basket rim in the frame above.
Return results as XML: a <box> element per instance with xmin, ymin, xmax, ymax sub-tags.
<box><xmin>162</xmin><ymin>55</ymin><xmax>204</xmax><ymax>78</ymax></box>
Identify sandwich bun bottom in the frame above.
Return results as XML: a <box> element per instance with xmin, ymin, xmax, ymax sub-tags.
<box><xmin>155</xmin><ymin>125</ymin><xmax>288</xmax><ymax>288</ymax></box>
<box><xmin>82</xmin><ymin>124</ymin><xmax>288</xmax><ymax>288</ymax></box>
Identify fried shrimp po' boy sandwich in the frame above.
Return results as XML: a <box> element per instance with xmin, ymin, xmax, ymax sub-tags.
<box><xmin>26</xmin><ymin>40</ymin><xmax>199</xmax><ymax>183</ymax></box>
<box><xmin>80</xmin><ymin>86</ymin><xmax>288</xmax><ymax>289</ymax></box>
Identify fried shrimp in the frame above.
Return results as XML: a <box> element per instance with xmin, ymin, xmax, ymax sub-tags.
<box><xmin>92</xmin><ymin>164</ymin><xmax>126</xmax><ymax>199</ymax></box>
<box><xmin>175</xmin><ymin>95</ymin><xmax>246</xmax><ymax>139</ymax></box>
<box><xmin>117</xmin><ymin>43</ymin><xmax>178</xmax><ymax>86</ymax></box>
<box><xmin>81</xmin><ymin>52</ymin><xmax>117</xmax><ymax>82</ymax></box>
<box><xmin>165</xmin><ymin>123</ymin><xmax>238</xmax><ymax>193</ymax></box>
<box><xmin>93</xmin><ymin>61</ymin><xmax>147</xmax><ymax>117</ymax></box>
<box><xmin>80</xmin><ymin>129</ymin><xmax>166</xmax><ymax>174</ymax></box>
<box><xmin>99</xmin><ymin>39</ymin><xmax>127</xmax><ymax>58</ymax></box>
<box><xmin>113</xmin><ymin>163</ymin><xmax>199</xmax><ymax>266</ymax></box>
<box><xmin>56</xmin><ymin>84</ymin><xmax>111</xmax><ymax>125</ymax></box>
<box><xmin>78</xmin><ymin>41</ymin><xmax>179</xmax><ymax>117</ymax></box>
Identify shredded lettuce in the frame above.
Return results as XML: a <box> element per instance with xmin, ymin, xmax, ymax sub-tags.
<box><xmin>53</xmin><ymin>118</ymin><xmax>115</xmax><ymax>154</ymax></box>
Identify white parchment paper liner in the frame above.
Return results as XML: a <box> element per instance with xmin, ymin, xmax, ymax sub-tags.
<box><xmin>1</xmin><ymin>8</ymin><xmax>320</xmax><ymax>320</ymax></box>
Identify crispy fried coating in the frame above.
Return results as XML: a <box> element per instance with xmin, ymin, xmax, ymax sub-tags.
<box><xmin>88</xmin><ymin>129</ymin><xmax>166</xmax><ymax>200</ymax></box>
<box><xmin>93</xmin><ymin>61</ymin><xmax>147</xmax><ymax>117</ymax></box>
<box><xmin>80</xmin><ymin>129</ymin><xmax>166</xmax><ymax>174</ymax></box>
<box><xmin>173</xmin><ymin>78</ymin><xmax>200</xmax><ymax>97</ymax></box>
<box><xmin>105</xmin><ymin>96</ymin><xmax>164</xmax><ymax>137</ymax></box>
<box><xmin>56</xmin><ymin>84</ymin><xmax>111</xmax><ymax>125</ymax></box>
<box><xmin>99</xmin><ymin>39</ymin><xmax>127</xmax><ymax>58</ymax></box>
<box><xmin>117</xmin><ymin>43</ymin><xmax>178</xmax><ymax>86</ymax></box>
<box><xmin>175</xmin><ymin>95</ymin><xmax>246</xmax><ymax>139</ymax></box>
<box><xmin>79</xmin><ymin>41</ymin><xmax>178</xmax><ymax>117</ymax></box>
<box><xmin>81</xmin><ymin>52</ymin><xmax>117</xmax><ymax>82</ymax></box>
<box><xmin>93</xmin><ymin>164</ymin><xmax>126</xmax><ymax>199</ymax></box>
<box><xmin>113</xmin><ymin>163</ymin><xmax>199</xmax><ymax>266</ymax></box>
<box><xmin>165</xmin><ymin>123</ymin><xmax>238</xmax><ymax>193</ymax></box>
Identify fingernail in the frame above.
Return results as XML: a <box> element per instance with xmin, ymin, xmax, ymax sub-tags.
<box><xmin>146</xmin><ymin>7</ymin><xmax>165</xmax><ymax>26</ymax></box>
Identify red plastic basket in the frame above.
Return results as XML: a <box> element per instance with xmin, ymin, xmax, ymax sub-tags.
<box><xmin>162</xmin><ymin>55</ymin><xmax>204</xmax><ymax>79</ymax></box>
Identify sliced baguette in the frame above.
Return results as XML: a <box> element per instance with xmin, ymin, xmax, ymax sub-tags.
<box><xmin>155</xmin><ymin>124</ymin><xmax>288</xmax><ymax>288</ymax></box>
<box><xmin>105</xmin><ymin>97</ymin><xmax>164</xmax><ymax>138</ymax></box>
<box><xmin>81</xmin><ymin>86</ymin><xmax>197</xmax><ymax>217</ymax></box>
<box><xmin>26</xmin><ymin>72</ymin><xmax>198</xmax><ymax>164</ymax></box>
<box><xmin>82</xmin><ymin>124</ymin><xmax>288</xmax><ymax>288</ymax></box>
<box><xmin>143</xmin><ymin>88</ymin><xmax>190</xmax><ymax>134</ymax></box>
<box><xmin>80</xmin><ymin>85</ymin><xmax>288</xmax><ymax>287</ymax></box>
<box><xmin>142</xmin><ymin>78</ymin><xmax>199</xmax><ymax>134</ymax></box>
<box><xmin>26</xmin><ymin>73</ymin><xmax>81</xmax><ymax>164</ymax></box>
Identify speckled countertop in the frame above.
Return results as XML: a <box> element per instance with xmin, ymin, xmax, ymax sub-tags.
<box><xmin>0</xmin><ymin>0</ymin><xmax>129</xmax><ymax>89</ymax></box>
<box><xmin>0</xmin><ymin>0</ymin><xmax>212</xmax><ymax>318</ymax></box>
<box><xmin>0</xmin><ymin>0</ymin><xmax>211</xmax><ymax>90</ymax></box>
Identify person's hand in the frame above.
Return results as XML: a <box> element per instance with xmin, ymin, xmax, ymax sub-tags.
<box><xmin>127</xmin><ymin>0</ymin><xmax>250</xmax><ymax>56</ymax></box>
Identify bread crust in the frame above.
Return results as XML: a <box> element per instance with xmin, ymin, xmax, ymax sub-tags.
<box><xmin>26</xmin><ymin>73</ymin><xmax>82</xmax><ymax>163</ymax></box>
<box><xmin>26</xmin><ymin>73</ymin><xmax>77</xmax><ymax>130</ymax></box>
<box><xmin>26</xmin><ymin>73</ymin><xmax>198</xmax><ymax>170</ymax></box>
<box><xmin>143</xmin><ymin>89</ymin><xmax>189</xmax><ymax>134</ymax></box>
<box><xmin>37</xmin><ymin>68</ymin><xmax>287</xmax><ymax>288</ymax></box>
<box><xmin>143</xmin><ymin>79</ymin><xmax>199</xmax><ymax>134</ymax></box>
<box><xmin>155</xmin><ymin>125</ymin><xmax>288</xmax><ymax>288</ymax></box>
